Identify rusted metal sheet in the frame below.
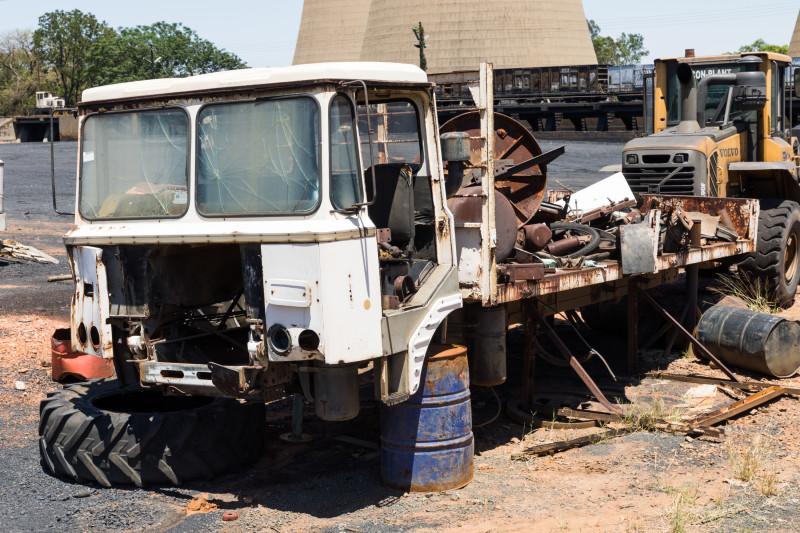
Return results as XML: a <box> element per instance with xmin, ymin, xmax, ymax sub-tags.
<box><xmin>640</xmin><ymin>195</ymin><xmax>758</xmax><ymax>241</ymax></box>
<box><xmin>620</xmin><ymin>212</ymin><xmax>660</xmax><ymax>275</ymax></box>
<box><xmin>449</xmin><ymin>186</ymin><xmax>518</xmax><ymax>262</ymax></box>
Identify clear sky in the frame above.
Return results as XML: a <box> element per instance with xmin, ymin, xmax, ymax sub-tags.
<box><xmin>1</xmin><ymin>0</ymin><xmax>798</xmax><ymax>69</ymax></box>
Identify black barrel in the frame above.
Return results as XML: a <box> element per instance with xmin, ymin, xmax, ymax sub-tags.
<box><xmin>696</xmin><ymin>305</ymin><xmax>800</xmax><ymax>378</ymax></box>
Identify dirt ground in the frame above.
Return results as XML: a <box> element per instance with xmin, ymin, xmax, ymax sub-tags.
<box><xmin>3</xmin><ymin>142</ymin><xmax>800</xmax><ymax>532</ymax></box>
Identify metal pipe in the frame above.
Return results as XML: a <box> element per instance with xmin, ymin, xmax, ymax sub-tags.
<box><xmin>49</xmin><ymin>109</ymin><xmax>73</xmax><ymax>216</ymax></box>
<box><xmin>0</xmin><ymin>159</ymin><xmax>4</xmax><ymax>231</ymax></box>
<box><xmin>634</xmin><ymin>284</ymin><xmax>741</xmax><ymax>382</ymax></box>
<box><xmin>676</xmin><ymin>63</ymin><xmax>700</xmax><ymax>133</ymax></box>
<box><xmin>341</xmin><ymin>80</ymin><xmax>377</xmax><ymax>208</ymax></box>
<box><xmin>695</xmin><ymin>73</ymin><xmax>736</xmax><ymax>127</ymax></box>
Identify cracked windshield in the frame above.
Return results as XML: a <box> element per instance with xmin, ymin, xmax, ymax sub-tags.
<box><xmin>79</xmin><ymin>109</ymin><xmax>189</xmax><ymax>219</ymax></box>
<box><xmin>197</xmin><ymin>97</ymin><xmax>320</xmax><ymax>215</ymax></box>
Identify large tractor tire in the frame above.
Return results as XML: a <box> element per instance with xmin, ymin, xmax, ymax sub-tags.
<box><xmin>39</xmin><ymin>380</ymin><xmax>265</xmax><ymax>487</ymax></box>
<box><xmin>738</xmin><ymin>199</ymin><xmax>800</xmax><ymax>307</ymax></box>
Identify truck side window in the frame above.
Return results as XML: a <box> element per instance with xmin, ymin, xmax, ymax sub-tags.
<box><xmin>329</xmin><ymin>94</ymin><xmax>362</xmax><ymax>210</ymax></box>
<box><xmin>357</xmin><ymin>101</ymin><xmax>422</xmax><ymax>168</ymax></box>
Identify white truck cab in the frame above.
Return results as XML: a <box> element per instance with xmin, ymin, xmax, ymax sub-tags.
<box><xmin>66</xmin><ymin>63</ymin><xmax>462</xmax><ymax>420</ymax></box>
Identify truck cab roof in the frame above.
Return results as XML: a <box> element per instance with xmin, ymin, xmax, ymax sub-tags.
<box><xmin>80</xmin><ymin>62</ymin><xmax>430</xmax><ymax>105</ymax></box>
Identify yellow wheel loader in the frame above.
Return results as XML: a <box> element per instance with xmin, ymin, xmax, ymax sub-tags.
<box><xmin>623</xmin><ymin>52</ymin><xmax>800</xmax><ymax>305</ymax></box>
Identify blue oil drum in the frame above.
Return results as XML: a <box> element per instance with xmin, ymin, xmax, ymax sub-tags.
<box><xmin>380</xmin><ymin>344</ymin><xmax>474</xmax><ymax>492</ymax></box>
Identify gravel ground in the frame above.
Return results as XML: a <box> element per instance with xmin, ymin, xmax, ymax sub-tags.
<box><xmin>3</xmin><ymin>140</ymin><xmax>800</xmax><ymax>532</ymax></box>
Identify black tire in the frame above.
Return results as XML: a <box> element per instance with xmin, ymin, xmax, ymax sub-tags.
<box><xmin>738</xmin><ymin>199</ymin><xmax>800</xmax><ymax>307</ymax></box>
<box><xmin>548</xmin><ymin>222</ymin><xmax>601</xmax><ymax>258</ymax></box>
<box><xmin>39</xmin><ymin>379</ymin><xmax>265</xmax><ymax>487</ymax></box>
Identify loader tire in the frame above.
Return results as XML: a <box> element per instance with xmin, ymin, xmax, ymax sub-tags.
<box><xmin>738</xmin><ymin>199</ymin><xmax>800</xmax><ymax>307</ymax></box>
<box><xmin>39</xmin><ymin>379</ymin><xmax>265</xmax><ymax>487</ymax></box>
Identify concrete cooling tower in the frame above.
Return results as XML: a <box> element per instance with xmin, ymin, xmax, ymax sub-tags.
<box><xmin>292</xmin><ymin>0</ymin><xmax>371</xmax><ymax>65</ymax></box>
<box><xmin>789</xmin><ymin>10</ymin><xmax>800</xmax><ymax>57</ymax></box>
<box><xmin>293</xmin><ymin>0</ymin><xmax>598</xmax><ymax>74</ymax></box>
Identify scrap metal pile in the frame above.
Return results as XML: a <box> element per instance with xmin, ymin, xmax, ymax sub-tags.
<box><xmin>441</xmin><ymin>112</ymin><xmax>744</xmax><ymax>282</ymax></box>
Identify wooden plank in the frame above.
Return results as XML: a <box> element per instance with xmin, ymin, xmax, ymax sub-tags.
<box><xmin>687</xmin><ymin>386</ymin><xmax>785</xmax><ymax>427</ymax></box>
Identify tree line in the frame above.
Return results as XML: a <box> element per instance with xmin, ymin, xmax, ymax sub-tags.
<box><xmin>0</xmin><ymin>9</ymin><xmax>246</xmax><ymax>115</ymax></box>
<box><xmin>588</xmin><ymin>20</ymin><xmax>789</xmax><ymax>66</ymax></box>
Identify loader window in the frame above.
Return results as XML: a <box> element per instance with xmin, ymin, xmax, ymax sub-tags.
<box><xmin>79</xmin><ymin>109</ymin><xmax>189</xmax><ymax>220</ymax></box>
<box><xmin>357</xmin><ymin>100</ymin><xmax>422</xmax><ymax>167</ymax></box>
<box><xmin>329</xmin><ymin>94</ymin><xmax>363</xmax><ymax>210</ymax></box>
<box><xmin>196</xmin><ymin>97</ymin><xmax>320</xmax><ymax>216</ymax></box>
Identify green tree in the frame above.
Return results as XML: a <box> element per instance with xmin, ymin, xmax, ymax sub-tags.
<box><xmin>87</xmin><ymin>22</ymin><xmax>247</xmax><ymax>86</ymax></box>
<box><xmin>33</xmin><ymin>9</ymin><xmax>114</xmax><ymax>105</ymax></box>
<box><xmin>0</xmin><ymin>30</ymin><xmax>39</xmax><ymax>114</ymax></box>
<box><xmin>587</xmin><ymin>20</ymin><xmax>648</xmax><ymax>65</ymax></box>
<box><xmin>730</xmin><ymin>39</ymin><xmax>789</xmax><ymax>55</ymax></box>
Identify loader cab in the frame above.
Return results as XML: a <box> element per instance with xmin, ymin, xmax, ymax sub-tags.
<box><xmin>656</xmin><ymin>52</ymin><xmax>791</xmax><ymax>140</ymax></box>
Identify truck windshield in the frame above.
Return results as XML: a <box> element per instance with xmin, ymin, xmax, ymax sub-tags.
<box><xmin>79</xmin><ymin>109</ymin><xmax>189</xmax><ymax>219</ymax></box>
<box><xmin>197</xmin><ymin>97</ymin><xmax>320</xmax><ymax>216</ymax></box>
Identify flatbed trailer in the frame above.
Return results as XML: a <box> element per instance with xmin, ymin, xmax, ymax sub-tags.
<box><xmin>439</xmin><ymin>65</ymin><xmax>759</xmax><ymax>412</ymax></box>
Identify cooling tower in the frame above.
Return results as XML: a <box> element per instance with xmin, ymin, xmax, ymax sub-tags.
<box><xmin>293</xmin><ymin>0</ymin><xmax>598</xmax><ymax>73</ymax></box>
<box><xmin>292</xmin><ymin>0</ymin><xmax>371</xmax><ymax>65</ymax></box>
<box><xmin>790</xmin><ymin>10</ymin><xmax>800</xmax><ymax>57</ymax></box>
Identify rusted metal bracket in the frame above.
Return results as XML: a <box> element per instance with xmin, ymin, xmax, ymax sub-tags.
<box><xmin>646</xmin><ymin>371</ymin><xmax>800</xmax><ymax>396</ymax></box>
<box><xmin>530</xmin><ymin>305</ymin><xmax>623</xmax><ymax>414</ymax></box>
<box><xmin>633</xmin><ymin>284</ymin><xmax>741</xmax><ymax>383</ymax></box>
<box><xmin>687</xmin><ymin>386</ymin><xmax>785</xmax><ymax>427</ymax></box>
<box><xmin>208</xmin><ymin>362</ymin><xmax>261</xmax><ymax>396</ymax></box>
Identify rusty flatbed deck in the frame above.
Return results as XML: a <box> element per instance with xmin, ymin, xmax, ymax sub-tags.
<box><xmin>461</xmin><ymin>195</ymin><xmax>759</xmax><ymax>312</ymax></box>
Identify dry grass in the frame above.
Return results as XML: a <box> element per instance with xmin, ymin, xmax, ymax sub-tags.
<box><xmin>728</xmin><ymin>432</ymin><xmax>768</xmax><ymax>482</ymax></box>
<box><xmin>669</xmin><ymin>483</ymin><xmax>698</xmax><ymax>533</ymax></box>
<box><xmin>711</xmin><ymin>273</ymin><xmax>779</xmax><ymax>314</ymax></box>
<box><xmin>621</xmin><ymin>396</ymin><xmax>684</xmax><ymax>432</ymax></box>
<box><xmin>756</xmin><ymin>467</ymin><xmax>779</xmax><ymax>497</ymax></box>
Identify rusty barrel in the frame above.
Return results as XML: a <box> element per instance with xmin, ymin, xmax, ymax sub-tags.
<box><xmin>380</xmin><ymin>344</ymin><xmax>473</xmax><ymax>492</ymax></box>
<box><xmin>696</xmin><ymin>306</ymin><xmax>800</xmax><ymax>378</ymax></box>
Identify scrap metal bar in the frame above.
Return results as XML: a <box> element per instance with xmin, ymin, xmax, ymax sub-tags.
<box><xmin>627</xmin><ymin>277</ymin><xmax>639</xmax><ymax>375</ymax></box>
<box><xmin>687</xmin><ymin>386</ymin><xmax>785</xmax><ymax>427</ymax></box>
<box><xmin>634</xmin><ymin>285</ymin><xmax>741</xmax><ymax>382</ymax></box>
<box><xmin>491</xmin><ymin>145</ymin><xmax>565</xmax><ymax>183</ymax></box>
<box><xmin>685</xmin><ymin>221</ymin><xmax>702</xmax><ymax>332</ymax></box>
<box><xmin>522</xmin><ymin>300</ymin><xmax>537</xmax><ymax>407</ymax></box>
<box><xmin>530</xmin><ymin>306</ymin><xmax>624</xmax><ymax>414</ymax></box>
<box><xmin>646</xmin><ymin>371</ymin><xmax>800</xmax><ymax>395</ymax></box>
<box><xmin>556</xmin><ymin>407</ymin><xmax>724</xmax><ymax>438</ymax></box>
<box><xmin>557</xmin><ymin>407</ymin><xmax>619</xmax><ymax>423</ymax></box>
